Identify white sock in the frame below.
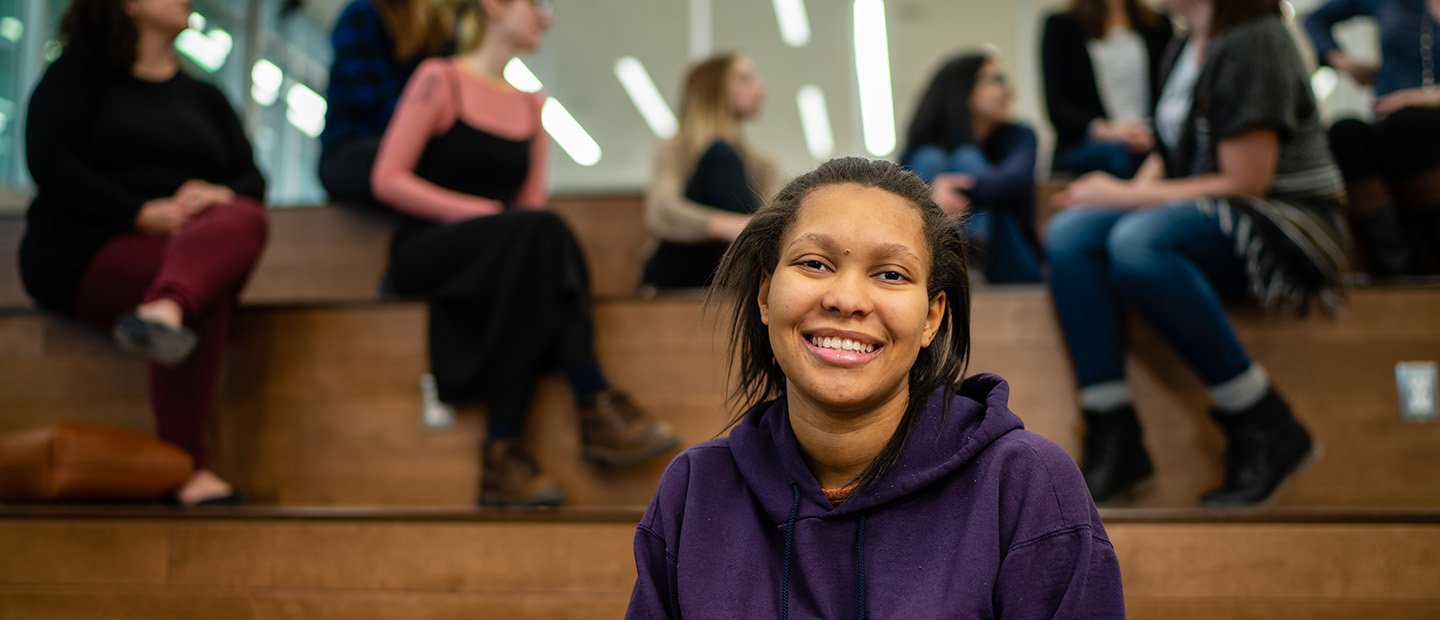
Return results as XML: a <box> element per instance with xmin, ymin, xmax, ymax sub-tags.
<box><xmin>1080</xmin><ymin>381</ymin><xmax>1132</xmax><ymax>413</ymax></box>
<box><xmin>1210</xmin><ymin>364</ymin><xmax>1271</xmax><ymax>414</ymax></box>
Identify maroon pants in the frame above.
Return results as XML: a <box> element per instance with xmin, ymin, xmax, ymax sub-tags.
<box><xmin>71</xmin><ymin>198</ymin><xmax>268</xmax><ymax>468</ymax></box>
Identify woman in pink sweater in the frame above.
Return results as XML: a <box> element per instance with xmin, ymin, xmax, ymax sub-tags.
<box><xmin>371</xmin><ymin>0</ymin><xmax>677</xmax><ymax>507</ymax></box>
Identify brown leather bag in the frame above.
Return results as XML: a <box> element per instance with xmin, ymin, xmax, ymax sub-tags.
<box><xmin>0</xmin><ymin>424</ymin><xmax>194</xmax><ymax>503</ymax></box>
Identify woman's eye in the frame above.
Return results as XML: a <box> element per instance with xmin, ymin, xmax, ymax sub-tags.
<box><xmin>877</xmin><ymin>271</ymin><xmax>907</xmax><ymax>282</ymax></box>
<box><xmin>800</xmin><ymin>260</ymin><xmax>829</xmax><ymax>271</ymax></box>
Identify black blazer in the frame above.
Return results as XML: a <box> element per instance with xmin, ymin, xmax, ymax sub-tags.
<box><xmin>1040</xmin><ymin>11</ymin><xmax>1173</xmax><ymax>159</ymax></box>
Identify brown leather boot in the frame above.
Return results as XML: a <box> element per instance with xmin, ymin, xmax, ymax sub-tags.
<box><xmin>579</xmin><ymin>391</ymin><xmax>681</xmax><ymax>468</ymax></box>
<box><xmin>480</xmin><ymin>439</ymin><xmax>564</xmax><ymax>508</ymax></box>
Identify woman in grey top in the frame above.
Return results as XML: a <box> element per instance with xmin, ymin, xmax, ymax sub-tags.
<box><xmin>1045</xmin><ymin>0</ymin><xmax>1348</xmax><ymax>507</ymax></box>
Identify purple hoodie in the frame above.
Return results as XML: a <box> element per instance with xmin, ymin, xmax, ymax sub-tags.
<box><xmin>627</xmin><ymin>374</ymin><xmax>1124</xmax><ymax>619</ymax></box>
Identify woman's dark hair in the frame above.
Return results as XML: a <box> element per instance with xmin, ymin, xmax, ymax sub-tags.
<box><xmin>901</xmin><ymin>52</ymin><xmax>991</xmax><ymax>161</ymax></box>
<box><xmin>375</xmin><ymin>0</ymin><xmax>453</xmax><ymax>60</ymax></box>
<box><xmin>1067</xmin><ymin>0</ymin><xmax>1161</xmax><ymax>39</ymax></box>
<box><xmin>59</xmin><ymin>0</ymin><xmax>138</xmax><ymax>74</ymax></box>
<box><xmin>1210</xmin><ymin>0</ymin><xmax>1282</xmax><ymax>37</ymax></box>
<box><xmin>707</xmin><ymin>157</ymin><xmax>972</xmax><ymax>492</ymax></box>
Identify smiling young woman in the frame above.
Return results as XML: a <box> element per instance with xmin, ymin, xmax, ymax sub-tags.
<box><xmin>626</xmin><ymin>158</ymin><xmax>1122</xmax><ymax>619</ymax></box>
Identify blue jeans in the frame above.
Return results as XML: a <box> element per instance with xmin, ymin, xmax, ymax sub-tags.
<box><xmin>1054</xmin><ymin>139</ymin><xmax>1144</xmax><ymax>179</ymax></box>
<box><xmin>908</xmin><ymin>145</ymin><xmax>1043</xmax><ymax>283</ymax></box>
<box><xmin>1044</xmin><ymin>203</ymin><xmax>1253</xmax><ymax>389</ymax></box>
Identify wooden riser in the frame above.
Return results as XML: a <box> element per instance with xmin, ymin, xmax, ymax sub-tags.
<box><xmin>0</xmin><ymin>197</ymin><xmax>651</xmax><ymax>310</ymax></box>
<box><xmin>1</xmin><ymin>515</ymin><xmax>1437</xmax><ymax>619</ymax></box>
<box><xmin>2</xmin><ymin>288</ymin><xmax>1438</xmax><ymax>511</ymax></box>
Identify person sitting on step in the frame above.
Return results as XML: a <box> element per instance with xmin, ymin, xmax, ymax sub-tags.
<box><xmin>1303</xmin><ymin>0</ymin><xmax>1440</xmax><ymax>276</ymax></box>
<box><xmin>19</xmin><ymin>0</ymin><xmax>270</xmax><ymax>506</ymax></box>
<box><xmin>370</xmin><ymin>0</ymin><xmax>679</xmax><ymax>507</ymax></box>
<box><xmin>901</xmin><ymin>52</ymin><xmax>1045</xmax><ymax>284</ymax></box>
<box><xmin>320</xmin><ymin>0</ymin><xmax>454</xmax><ymax>212</ymax></box>
<box><xmin>1046</xmin><ymin>0</ymin><xmax>1344</xmax><ymax>507</ymax></box>
<box><xmin>640</xmin><ymin>52</ymin><xmax>781</xmax><ymax>291</ymax></box>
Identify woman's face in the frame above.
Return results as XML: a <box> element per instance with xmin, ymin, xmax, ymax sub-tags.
<box><xmin>123</xmin><ymin>0</ymin><xmax>192</xmax><ymax>36</ymax></box>
<box><xmin>968</xmin><ymin>61</ymin><xmax>1014</xmax><ymax>125</ymax></box>
<box><xmin>487</xmin><ymin>0</ymin><xmax>553</xmax><ymax>53</ymax></box>
<box><xmin>759</xmin><ymin>183</ymin><xmax>946</xmax><ymax>418</ymax></box>
<box><xmin>727</xmin><ymin>56</ymin><xmax>766</xmax><ymax>120</ymax></box>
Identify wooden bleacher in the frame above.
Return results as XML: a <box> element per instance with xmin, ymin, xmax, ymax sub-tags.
<box><xmin>3</xmin><ymin>197</ymin><xmax>1440</xmax><ymax>617</ymax></box>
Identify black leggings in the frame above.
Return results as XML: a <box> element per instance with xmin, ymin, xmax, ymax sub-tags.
<box><xmin>1327</xmin><ymin>107</ymin><xmax>1440</xmax><ymax>273</ymax></box>
<box><xmin>388</xmin><ymin>210</ymin><xmax>603</xmax><ymax>440</ymax></box>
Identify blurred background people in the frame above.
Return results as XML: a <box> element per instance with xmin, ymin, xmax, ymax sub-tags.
<box><xmin>320</xmin><ymin>0</ymin><xmax>454</xmax><ymax>210</ymax></box>
<box><xmin>1041</xmin><ymin>0</ymin><xmax>1174</xmax><ymax>178</ymax></box>
<box><xmin>19</xmin><ymin>0</ymin><xmax>269</xmax><ymax>505</ymax></box>
<box><xmin>902</xmin><ymin>52</ymin><xmax>1044</xmax><ymax>284</ymax></box>
<box><xmin>1304</xmin><ymin>0</ymin><xmax>1440</xmax><ymax>276</ymax></box>
<box><xmin>1046</xmin><ymin>0</ymin><xmax>1347</xmax><ymax>507</ymax></box>
<box><xmin>640</xmin><ymin>53</ymin><xmax>780</xmax><ymax>291</ymax></box>
<box><xmin>370</xmin><ymin>0</ymin><xmax>678</xmax><ymax>507</ymax></box>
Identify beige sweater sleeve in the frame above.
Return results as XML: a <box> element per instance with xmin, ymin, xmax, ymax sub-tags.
<box><xmin>644</xmin><ymin>138</ymin><xmax>719</xmax><ymax>243</ymax></box>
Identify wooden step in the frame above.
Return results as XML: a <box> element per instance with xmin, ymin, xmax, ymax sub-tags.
<box><xmin>0</xmin><ymin>196</ymin><xmax>650</xmax><ymax>310</ymax></box>
<box><xmin>2</xmin><ymin>287</ymin><xmax>1438</xmax><ymax>511</ymax></box>
<box><xmin>1</xmin><ymin>508</ymin><xmax>1437</xmax><ymax>619</ymax></box>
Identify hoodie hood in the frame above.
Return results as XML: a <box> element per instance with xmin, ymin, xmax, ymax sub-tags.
<box><xmin>729</xmin><ymin>373</ymin><xmax>1025</xmax><ymax>523</ymax></box>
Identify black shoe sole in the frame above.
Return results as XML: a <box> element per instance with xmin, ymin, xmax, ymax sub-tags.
<box><xmin>1198</xmin><ymin>443</ymin><xmax>1323</xmax><ymax>510</ymax></box>
<box><xmin>113</xmin><ymin>313</ymin><xmax>198</xmax><ymax>366</ymax></box>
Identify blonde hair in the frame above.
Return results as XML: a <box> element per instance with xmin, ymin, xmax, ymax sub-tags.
<box><xmin>677</xmin><ymin>53</ymin><xmax>748</xmax><ymax>171</ymax></box>
<box><xmin>372</xmin><ymin>0</ymin><xmax>452</xmax><ymax>60</ymax></box>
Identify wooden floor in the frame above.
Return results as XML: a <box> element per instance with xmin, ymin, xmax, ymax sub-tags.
<box><xmin>4</xmin><ymin>199</ymin><xmax>1440</xmax><ymax>617</ymax></box>
<box><xmin>2</xmin><ymin>288</ymin><xmax>1438</xmax><ymax>512</ymax></box>
<box><xmin>1</xmin><ymin>509</ymin><xmax>1437</xmax><ymax>619</ymax></box>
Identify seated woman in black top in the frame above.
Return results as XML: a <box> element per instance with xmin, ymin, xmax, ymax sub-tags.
<box><xmin>641</xmin><ymin>53</ymin><xmax>780</xmax><ymax>290</ymax></box>
<box><xmin>19</xmin><ymin>0</ymin><xmax>269</xmax><ymax>505</ymax></box>
<box><xmin>901</xmin><ymin>52</ymin><xmax>1043</xmax><ymax>284</ymax></box>
<box><xmin>1042</xmin><ymin>0</ymin><xmax>1173</xmax><ymax>178</ymax></box>
<box><xmin>371</xmin><ymin>0</ymin><xmax>679</xmax><ymax>507</ymax></box>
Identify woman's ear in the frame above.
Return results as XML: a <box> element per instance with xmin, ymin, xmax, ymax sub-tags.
<box><xmin>757</xmin><ymin>272</ymin><xmax>772</xmax><ymax>326</ymax></box>
<box><xmin>921</xmin><ymin>291</ymin><xmax>946</xmax><ymax>348</ymax></box>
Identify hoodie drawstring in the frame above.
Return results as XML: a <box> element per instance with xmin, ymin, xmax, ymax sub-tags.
<box><xmin>855</xmin><ymin>513</ymin><xmax>868</xmax><ymax>620</ymax></box>
<box><xmin>781</xmin><ymin>484</ymin><xmax>870</xmax><ymax>620</ymax></box>
<box><xmin>782</xmin><ymin>482</ymin><xmax>800</xmax><ymax>620</ymax></box>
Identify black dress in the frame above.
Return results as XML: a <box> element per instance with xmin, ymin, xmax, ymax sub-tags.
<box><xmin>641</xmin><ymin>140</ymin><xmax>758</xmax><ymax>288</ymax></box>
<box><xmin>384</xmin><ymin>66</ymin><xmax>596</xmax><ymax>424</ymax></box>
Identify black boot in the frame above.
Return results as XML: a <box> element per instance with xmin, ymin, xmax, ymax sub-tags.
<box><xmin>1200</xmin><ymin>390</ymin><xmax>1314</xmax><ymax>508</ymax></box>
<box><xmin>1081</xmin><ymin>405</ymin><xmax>1154</xmax><ymax>502</ymax></box>
<box><xmin>1354</xmin><ymin>208</ymin><xmax>1421</xmax><ymax>276</ymax></box>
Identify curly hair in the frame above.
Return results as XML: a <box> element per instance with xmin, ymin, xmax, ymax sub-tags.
<box><xmin>708</xmin><ymin>157</ymin><xmax>973</xmax><ymax>492</ymax></box>
<box><xmin>59</xmin><ymin>0</ymin><xmax>138</xmax><ymax>74</ymax></box>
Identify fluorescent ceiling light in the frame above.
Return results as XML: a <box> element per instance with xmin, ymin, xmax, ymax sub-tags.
<box><xmin>772</xmin><ymin>0</ymin><xmax>811</xmax><ymax>48</ymax></box>
<box><xmin>853</xmin><ymin>0</ymin><xmax>896</xmax><ymax>156</ymax></box>
<box><xmin>614</xmin><ymin>56</ymin><xmax>678</xmax><ymax>139</ymax></box>
<box><xmin>504</xmin><ymin>58</ymin><xmax>544</xmax><ymax>93</ymax></box>
<box><xmin>542</xmin><ymin>98</ymin><xmax>602</xmax><ymax>166</ymax></box>
<box><xmin>501</xmin><ymin>58</ymin><xmax>601</xmax><ymax>165</ymax></box>
<box><xmin>796</xmin><ymin>85</ymin><xmax>834</xmax><ymax>160</ymax></box>
<box><xmin>0</xmin><ymin>17</ymin><xmax>24</xmax><ymax>43</ymax></box>
<box><xmin>251</xmin><ymin>59</ymin><xmax>283</xmax><ymax>106</ymax></box>
<box><xmin>285</xmin><ymin>83</ymin><xmax>326</xmax><ymax>138</ymax></box>
<box><xmin>175</xmin><ymin>27</ymin><xmax>232</xmax><ymax>73</ymax></box>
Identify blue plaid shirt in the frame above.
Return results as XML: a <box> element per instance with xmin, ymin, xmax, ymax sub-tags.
<box><xmin>321</xmin><ymin>0</ymin><xmax>448</xmax><ymax>148</ymax></box>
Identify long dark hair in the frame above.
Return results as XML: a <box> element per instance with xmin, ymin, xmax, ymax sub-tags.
<box><xmin>59</xmin><ymin>0</ymin><xmax>137</xmax><ymax>74</ymax></box>
<box><xmin>1210</xmin><ymin>0</ymin><xmax>1282</xmax><ymax>37</ymax></box>
<box><xmin>707</xmin><ymin>157</ymin><xmax>973</xmax><ymax>492</ymax></box>
<box><xmin>1067</xmin><ymin>0</ymin><xmax>1161</xmax><ymax>39</ymax></box>
<box><xmin>901</xmin><ymin>52</ymin><xmax>991</xmax><ymax>161</ymax></box>
<box><xmin>373</xmin><ymin>0</ymin><xmax>453</xmax><ymax>60</ymax></box>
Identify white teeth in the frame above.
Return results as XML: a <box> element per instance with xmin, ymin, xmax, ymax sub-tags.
<box><xmin>809</xmin><ymin>336</ymin><xmax>876</xmax><ymax>354</ymax></box>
